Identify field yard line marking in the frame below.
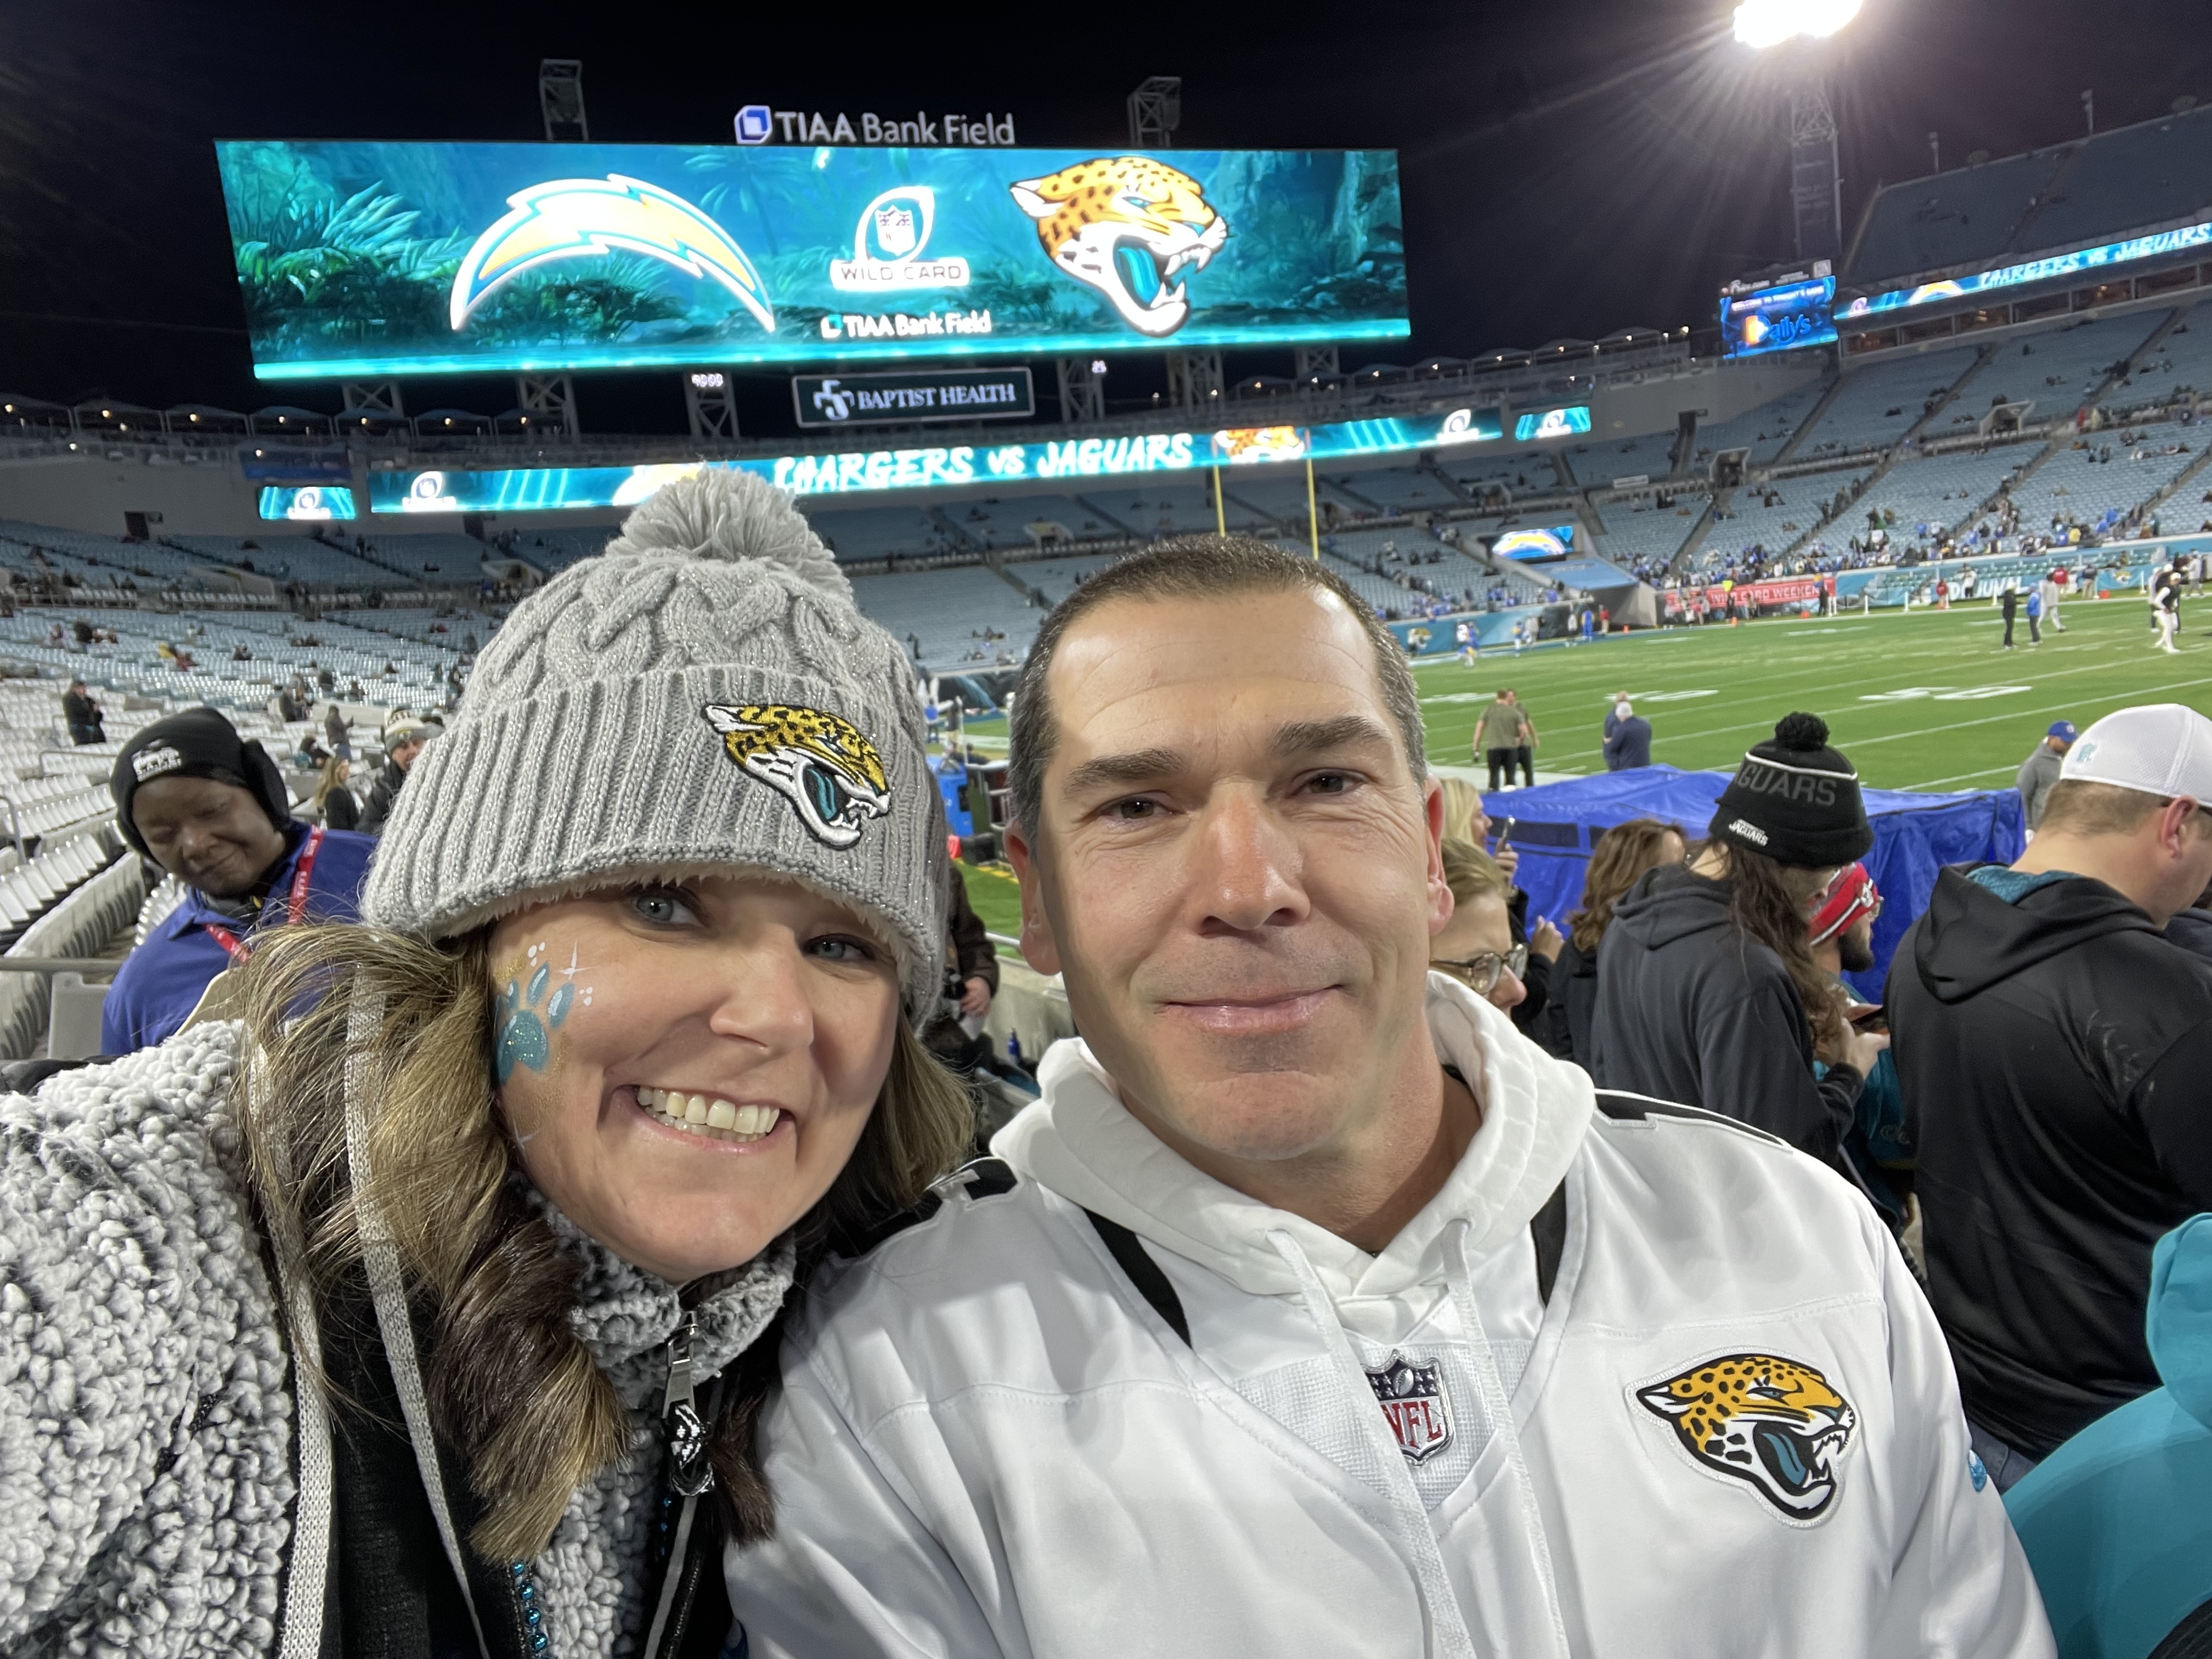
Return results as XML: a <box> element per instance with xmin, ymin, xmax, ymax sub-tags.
<box><xmin>1846</xmin><ymin>672</ymin><xmax>2212</xmax><ymax>750</ymax></box>
<box><xmin>1899</xmin><ymin>764</ymin><xmax>2022</xmax><ymax>789</ymax></box>
<box><xmin>1647</xmin><ymin>652</ymin><xmax>2203</xmax><ymax>748</ymax></box>
<box><xmin>1512</xmin><ymin>656</ymin><xmax>2212</xmax><ymax>773</ymax></box>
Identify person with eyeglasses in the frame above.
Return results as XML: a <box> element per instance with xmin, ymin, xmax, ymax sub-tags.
<box><xmin>1431</xmin><ymin>838</ymin><xmax>1530</xmax><ymax>1013</ymax></box>
<box><xmin>1889</xmin><ymin>703</ymin><xmax>2212</xmax><ymax>1494</ymax></box>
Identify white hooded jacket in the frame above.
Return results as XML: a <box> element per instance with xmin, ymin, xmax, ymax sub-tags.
<box><xmin>728</xmin><ymin>975</ymin><xmax>2052</xmax><ymax>1658</ymax></box>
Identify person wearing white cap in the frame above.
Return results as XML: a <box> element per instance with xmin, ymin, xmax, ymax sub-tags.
<box><xmin>1888</xmin><ymin>703</ymin><xmax>2212</xmax><ymax>1494</ymax></box>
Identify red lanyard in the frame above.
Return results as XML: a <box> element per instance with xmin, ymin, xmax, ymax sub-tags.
<box><xmin>202</xmin><ymin>827</ymin><xmax>324</xmax><ymax>962</ymax></box>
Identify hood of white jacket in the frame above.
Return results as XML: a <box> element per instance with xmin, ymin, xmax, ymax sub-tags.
<box><xmin>993</xmin><ymin>971</ymin><xmax>1593</xmax><ymax>1300</ymax></box>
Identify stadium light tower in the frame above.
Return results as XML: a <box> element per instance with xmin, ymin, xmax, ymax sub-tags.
<box><xmin>1734</xmin><ymin>0</ymin><xmax>1863</xmax><ymax>265</ymax></box>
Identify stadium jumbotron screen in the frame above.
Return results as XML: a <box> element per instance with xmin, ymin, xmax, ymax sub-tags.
<box><xmin>1721</xmin><ymin>275</ymin><xmax>1837</xmax><ymax>359</ymax></box>
<box><xmin>215</xmin><ymin>141</ymin><xmax>1409</xmax><ymax>379</ymax></box>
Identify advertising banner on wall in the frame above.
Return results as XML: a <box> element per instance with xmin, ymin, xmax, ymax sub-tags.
<box><xmin>793</xmin><ymin>366</ymin><xmax>1034</xmax><ymax>427</ymax></box>
<box><xmin>1720</xmin><ymin>275</ymin><xmax>1837</xmax><ymax>359</ymax></box>
<box><xmin>215</xmin><ymin>140</ymin><xmax>1408</xmax><ymax>380</ymax></box>
<box><xmin>363</xmin><ymin>404</ymin><xmax>1509</xmax><ymax>514</ymax></box>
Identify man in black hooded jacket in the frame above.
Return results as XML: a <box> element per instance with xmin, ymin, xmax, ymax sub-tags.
<box><xmin>1888</xmin><ymin>702</ymin><xmax>2212</xmax><ymax>1491</ymax></box>
<box><xmin>1590</xmin><ymin>712</ymin><xmax>1887</xmax><ymax>1170</ymax></box>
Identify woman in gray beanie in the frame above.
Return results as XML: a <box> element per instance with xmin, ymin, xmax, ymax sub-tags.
<box><xmin>0</xmin><ymin>471</ymin><xmax>974</xmax><ymax>1658</ymax></box>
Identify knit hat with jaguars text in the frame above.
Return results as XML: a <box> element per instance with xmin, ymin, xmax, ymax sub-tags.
<box><xmin>1708</xmin><ymin>712</ymin><xmax>1873</xmax><ymax>870</ymax></box>
<box><xmin>360</xmin><ymin>469</ymin><xmax>947</xmax><ymax>1018</ymax></box>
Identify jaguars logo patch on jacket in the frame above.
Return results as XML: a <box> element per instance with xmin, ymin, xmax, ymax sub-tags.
<box><xmin>1637</xmin><ymin>1352</ymin><xmax>1859</xmax><ymax>1520</ymax></box>
<box><xmin>704</xmin><ymin>702</ymin><xmax>891</xmax><ymax>848</ymax></box>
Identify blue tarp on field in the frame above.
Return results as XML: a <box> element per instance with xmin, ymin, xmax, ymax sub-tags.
<box><xmin>1481</xmin><ymin>765</ymin><xmax>2025</xmax><ymax>998</ymax></box>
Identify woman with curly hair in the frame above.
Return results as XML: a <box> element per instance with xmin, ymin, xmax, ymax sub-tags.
<box><xmin>0</xmin><ymin>472</ymin><xmax>974</xmax><ymax>1658</ymax></box>
<box><xmin>1537</xmin><ymin>816</ymin><xmax>1686</xmax><ymax>1063</ymax></box>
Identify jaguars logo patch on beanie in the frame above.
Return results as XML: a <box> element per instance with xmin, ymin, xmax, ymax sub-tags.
<box><xmin>704</xmin><ymin>702</ymin><xmax>891</xmax><ymax>849</ymax></box>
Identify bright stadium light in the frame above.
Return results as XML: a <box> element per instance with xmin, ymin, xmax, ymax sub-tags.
<box><xmin>1733</xmin><ymin>0</ymin><xmax>1861</xmax><ymax>48</ymax></box>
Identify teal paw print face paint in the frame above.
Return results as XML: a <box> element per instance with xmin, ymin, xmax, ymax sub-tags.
<box><xmin>496</xmin><ymin>941</ymin><xmax>594</xmax><ymax>1084</ymax></box>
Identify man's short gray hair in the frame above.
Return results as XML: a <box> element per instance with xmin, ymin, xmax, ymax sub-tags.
<box><xmin>1007</xmin><ymin>535</ymin><xmax>1428</xmax><ymax>836</ymax></box>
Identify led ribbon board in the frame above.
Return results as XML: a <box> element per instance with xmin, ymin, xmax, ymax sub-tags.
<box><xmin>216</xmin><ymin>140</ymin><xmax>1408</xmax><ymax>379</ymax></box>
<box><xmin>258</xmin><ymin>485</ymin><xmax>356</xmax><ymax>520</ymax></box>
<box><xmin>365</xmin><ymin>406</ymin><xmax>1508</xmax><ymax>513</ymax></box>
<box><xmin>1513</xmin><ymin>405</ymin><xmax>1592</xmax><ymax>441</ymax></box>
<box><xmin>1840</xmin><ymin>220</ymin><xmax>2212</xmax><ymax>320</ymax></box>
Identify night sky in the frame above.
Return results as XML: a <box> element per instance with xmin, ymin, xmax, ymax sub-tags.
<box><xmin>3</xmin><ymin>0</ymin><xmax>2209</xmax><ymax>436</ymax></box>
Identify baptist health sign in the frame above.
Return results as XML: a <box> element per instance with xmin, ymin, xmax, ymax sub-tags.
<box><xmin>795</xmin><ymin>368</ymin><xmax>1034</xmax><ymax>428</ymax></box>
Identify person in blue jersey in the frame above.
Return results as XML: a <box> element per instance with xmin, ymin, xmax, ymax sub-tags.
<box><xmin>102</xmin><ymin>707</ymin><xmax>376</xmax><ymax>1052</ymax></box>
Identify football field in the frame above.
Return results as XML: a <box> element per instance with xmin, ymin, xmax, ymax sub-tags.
<box><xmin>1413</xmin><ymin>594</ymin><xmax>2208</xmax><ymax>790</ymax></box>
<box><xmin>954</xmin><ymin>592</ymin><xmax>2209</xmax><ymax>939</ymax></box>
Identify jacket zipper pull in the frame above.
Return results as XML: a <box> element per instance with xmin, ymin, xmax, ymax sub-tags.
<box><xmin>662</xmin><ymin>1310</ymin><xmax>715</xmax><ymax>1498</ymax></box>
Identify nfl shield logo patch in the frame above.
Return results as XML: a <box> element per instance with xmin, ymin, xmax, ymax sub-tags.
<box><xmin>1367</xmin><ymin>1350</ymin><xmax>1454</xmax><ymax>1464</ymax></box>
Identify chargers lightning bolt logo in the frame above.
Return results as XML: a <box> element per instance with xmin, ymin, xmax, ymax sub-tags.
<box><xmin>449</xmin><ymin>174</ymin><xmax>774</xmax><ymax>333</ymax></box>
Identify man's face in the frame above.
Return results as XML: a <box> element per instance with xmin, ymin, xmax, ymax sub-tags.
<box><xmin>1007</xmin><ymin>587</ymin><xmax>1448</xmax><ymax>1169</ymax></box>
<box><xmin>132</xmin><ymin>775</ymin><xmax>289</xmax><ymax>897</ymax></box>
<box><xmin>392</xmin><ymin>738</ymin><xmax>426</xmax><ymax>772</ymax></box>
<box><xmin>1838</xmin><ymin>913</ymin><xmax>1877</xmax><ymax>975</ymax></box>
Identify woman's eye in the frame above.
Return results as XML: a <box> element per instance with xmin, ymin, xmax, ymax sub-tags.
<box><xmin>631</xmin><ymin>889</ymin><xmax>701</xmax><ymax>927</ymax></box>
<box><xmin>808</xmin><ymin>935</ymin><xmax>877</xmax><ymax>964</ymax></box>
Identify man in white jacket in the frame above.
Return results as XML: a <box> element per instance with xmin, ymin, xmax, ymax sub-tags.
<box><xmin>728</xmin><ymin>537</ymin><xmax>2052</xmax><ymax>1658</ymax></box>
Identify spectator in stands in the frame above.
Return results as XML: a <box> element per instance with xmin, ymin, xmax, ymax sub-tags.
<box><xmin>323</xmin><ymin>701</ymin><xmax>351</xmax><ymax>759</ymax></box>
<box><xmin>1475</xmin><ymin>688</ymin><xmax>1521</xmax><ymax>791</ymax></box>
<box><xmin>60</xmin><ymin>676</ymin><xmax>101</xmax><ymax>746</ymax></box>
<box><xmin>1805</xmin><ymin>863</ymin><xmax>1910</xmax><ymax>1233</ymax></box>
<box><xmin>1589</xmin><ymin>713</ymin><xmax>1887</xmax><ymax>1171</ymax></box>
<box><xmin>312</xmin><ymin>754</ymin><xmax>359</xmax><ymax>832</ymax></box>
<box><xmin>1602</xmin><ymin>699</ymin><xmax>1652</xmax><ymax>770</ymax></box>
<box><xmin>731</xmin><ymin>534</ymin><xmax>2050</xmax><ymax>1657</ymax></box>
<box><xmin>1431</xmin><ymin>838</ymin><xmax>1529</xmax><ymax>1013</ymax></box>
<box><xmin>359</xmin><ymin>716</ymin><xmax>435</xmax><ymax>835</ymax></box>
<box><xmin>1538</xmin><ymin>817</ymin><xmax>1685</xmax><ymax>1064</ymax></box>
<box><xmin>101</xmin><ymin>707</ymin><xmax>377</xmax><ymax>1053</ymax></box>
<box><xmin>2</xmin><ymin>472</ymin><xmax>972</xmax><ymax>1656</ymax></box>
<box><xmin>2015</xmin><ymin>720</ymin><xmax>2076</xmax><ymax>834</ymax></box>
<box><xmin>923</xmin><ymin>864</ymin><xmax>998</xmax><ymax>1077</ymax></box>
<box><xmin>1888</xmin><ymin>704</ymin><xmax>2212</xmax><ymax>1493</ymax></box>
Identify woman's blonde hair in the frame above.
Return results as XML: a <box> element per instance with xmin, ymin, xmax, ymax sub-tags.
<box><xmin>233</xmin><ymin>912</ymin><xmax>974</xmax><ymax>1561</ymax></box>
<box><xmin>1438</xmin><ymin>778</ymin><xmax>1485</xmax><ymax>847</ymax></box>
<box><xmin>310</xmin><ymin>754</ymin><xmax>349</xmax><ymax>812</ymax></box>
<box><xmin>1439</xmin><ymin>836</ymin><xmax>1510</xmax><ymax>907</ymax></box>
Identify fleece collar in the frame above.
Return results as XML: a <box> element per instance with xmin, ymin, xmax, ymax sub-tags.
<box><xmin>535</xmin><ymin>1194</ymin><xmax>796</xmax><ymax>1412</ymax></box>
<box><xmin>993</xmin><ymin>972</ymin><xmax>1592</xmax><ymax>1300</ymax></box>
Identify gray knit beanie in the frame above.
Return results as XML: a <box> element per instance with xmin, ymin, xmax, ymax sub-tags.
<box><xmin>360</xmin><ymin>470</ymin><xmax>948</xmax><ymax>1017</ymax></box>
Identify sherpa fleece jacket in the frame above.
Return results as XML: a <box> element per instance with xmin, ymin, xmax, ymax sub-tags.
<box><xmin>0</xmin><ymin>1022</ymin><xmax>788</xmax><ymax>1658</ymax></box>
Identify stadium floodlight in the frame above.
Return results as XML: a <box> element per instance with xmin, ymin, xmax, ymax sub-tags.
<box><xmin>1732</xmin><ymin>0</ymin><xmax>1861</xmax><ymax>48</ymax></box>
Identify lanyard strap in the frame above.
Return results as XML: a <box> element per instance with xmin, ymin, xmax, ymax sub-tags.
<box><xmin>201</xmin><ymin>827</ymin><xmax>325</xmax><ymax>963</ymax></box>
<box><xmin>286</xmin><ymin>826</ymin><xmax>324</xmax><ymax>927</ymax></box>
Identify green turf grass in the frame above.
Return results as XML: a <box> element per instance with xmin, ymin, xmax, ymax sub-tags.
<box><xmin>953</xmin><ymin>591</ymin><xmax>2209</xmax><ymax>947</ymax></box>
<box><xmin>1416</xmin><ymin>593</ymin><xmax>2206</xmax><ymax>791</ymax></box>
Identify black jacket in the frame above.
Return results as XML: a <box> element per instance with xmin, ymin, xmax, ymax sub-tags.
<box><xmin>1588</xmin><ymin>866</ymin><xmax>1859</xmax><ymax>1162</ymax></box>
<box><xmin>320</xmin><ymin>786</ymin><xmax>360</xmax><ymax>832</ymax></box>
<box><xmin>360</xmin><ymin>758</ymin><xmax>407</xmax><ymax>834</ymax></box>
<box><xmin>1888</xmin><ymin>866</ymin><xmax>2212</xmax><ymax>1459</ymax></box>
<box><xmin>1536</xmin><ymin>933</ymin><xmax>1599</xmax><ymax>1064</ymax></box>
<box><xmin>2167</xmin><ymin>906</ymin><xmax>2212</xmax><ymax>961</ymax></box>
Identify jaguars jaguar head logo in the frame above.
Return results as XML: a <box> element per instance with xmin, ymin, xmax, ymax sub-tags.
<box><xmin>1637</xmin><ymin>1353</ymin><xmax>1857</xmax><ymax>1520</ymax></box>
<box><xmin>1009</xmin><ymin>156</ymin><xmax>1229</xmax><ymax>338</ymax></box>
<box><xmin>703</xmin><ymin>702</ymin><xmax>891</xmax><ymax>849</ymax></box>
